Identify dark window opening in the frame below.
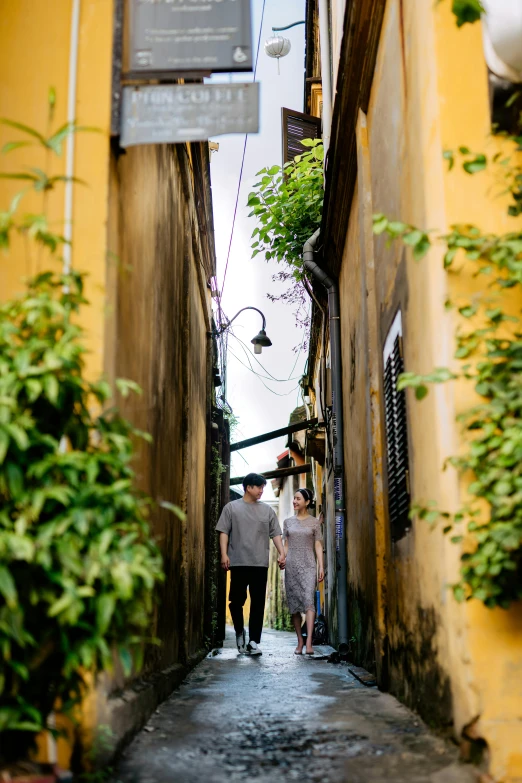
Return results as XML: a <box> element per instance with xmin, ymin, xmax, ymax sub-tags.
<box><xmin>383</xmin><ymin>331</ymin><xmax>411</xmax><ymax>542</ymax></box>
<box><xmin>281</xmin><ymin>107</ymin><xmax>322</xmax><ymax>165</ymax></box>
<box><xmin>489</xmin><ymin>72</ymin><xmax>522</xmax><ymax>136</ymax></box>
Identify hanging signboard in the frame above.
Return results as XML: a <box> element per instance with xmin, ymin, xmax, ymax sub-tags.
<box><xmin>128</xmin><ymin>0</ymin><xmax>253</xmax><ymax>75</ymax></box>
<box><xmin>120</xmin><ymin>82</ymin><xmax>260</xmax><ymax>147</ymax></box>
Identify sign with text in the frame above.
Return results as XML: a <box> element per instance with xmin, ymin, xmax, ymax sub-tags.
<box><xmin>129</xmin><ymin>0</ymin><xmax>253</xmax><ymax>75</ymax></box>
<box><xmin>120</xmin><ymin>82</ymin><xmax>259</xmax><ymax>146</ymax></box>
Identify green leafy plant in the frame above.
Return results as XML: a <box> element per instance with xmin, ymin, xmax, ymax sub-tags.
<box><xmin>80</xmin><ymin>724</ymin><xmax>115</xmax><ymax>782</ymax></box>
<box><xmin>439</xmin><ymin>0</ymin><xmax>485</xmax><ymax>27</ymax></box>
<box><xmin>221</xmin><ymin>407</ymin><xmax>239</xmax><ymax>439</ymax></box>
<box><xmin>0</xmin><ymin>87</ymin><xmax>98</xmax><ymax>273</ymax></box>
<box><xmin>247</xmin><ymin>140</ymin><xmax>324</xmax><ymax>329</ymax></box>
<box><xmin>443</xmin><ymin>141</ymin><xmax>522</xmax><ymax>217</ymax></box>
<box><xmin>0</xmin><ymin>95</ymin><xmax>169</xmax><ymax>766</ymax></box>
<box><xmin>372</xmin><ymin>153</ymin><xmax>522</xmax><ymax>607</ymax></box>
<box><xmin>248</xmin><ymin>139</ymin><xmax>324</xmax><ymax>274</ymax></box>
<box><xmin>0</xmin><ymin>270</ymin><xmax>166</xmax><ymax>762</ymax></box>
<box><xmin>210</xmin><ymin>445</ymin><xmax>227</xmax><ymax>491</ymax></box>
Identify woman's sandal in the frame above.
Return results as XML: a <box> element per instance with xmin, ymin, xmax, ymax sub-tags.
<box><xmin>294</xmin><ymin>648</ymin><xmax>303</xmax><ymax>655</ymax></box>
<box><xmin>305</xmin><ymin>649</ymin><xmax>315</xmax><ymax>656</ymax></box>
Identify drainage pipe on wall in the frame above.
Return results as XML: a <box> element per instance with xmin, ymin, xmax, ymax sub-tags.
<box><xmin>303</xmin><ymin>228</ymin><xmax>349</xmax><ymax>656</ymax></box>
<box><xmin>318</xmin><ymin>0</ymin><xmax>333</xmax><ymax>155</ymax></box>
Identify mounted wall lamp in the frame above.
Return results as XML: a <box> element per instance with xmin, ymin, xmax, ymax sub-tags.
<box><xmin>264</xmin><ymin>20</ymin><xmax>305</xmax><ymax>73</ymax></box>
<box><xmin>216</xmin><ymin>306</ymin><xmax>273</xmax><ymax>355</ymax></box>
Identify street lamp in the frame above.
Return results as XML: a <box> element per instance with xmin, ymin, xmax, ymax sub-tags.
<box><xmin>216</xmin><ymin>307</ymin><xmax>273</xmax><ymax>355</ymax></box>
<box><xmin>264</xmin><ymin>21</ymin><xmax>305</xmax><ymax>73</ymax></box>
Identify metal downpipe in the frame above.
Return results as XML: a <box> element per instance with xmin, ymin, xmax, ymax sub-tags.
<box><xmin>303</xmin><ymin>230</ymin><xmax>349</xmax><ymax>656</ymax></box>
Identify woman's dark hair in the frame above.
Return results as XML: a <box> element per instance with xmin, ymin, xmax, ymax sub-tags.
<box><xmin>296</xmin><ymin>488</ymin><xmax>314</xmax><ymax>506</ymax></box>
<box><xmin>242</xmin><ymin>472</ymin><xmax>268</xmax><ymax>491</ymax></box>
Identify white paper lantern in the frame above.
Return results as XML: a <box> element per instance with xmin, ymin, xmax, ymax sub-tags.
<box><xmin>264</xmin><ymin>35</ymin><xmax>291</xmax><ymax>72</ymax></box>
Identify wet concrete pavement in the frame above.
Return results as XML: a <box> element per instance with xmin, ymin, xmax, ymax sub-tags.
<box><xmin>113</xmin><ymin>628</ymin><xmax>479</xmax><ymax>783</ymax></box>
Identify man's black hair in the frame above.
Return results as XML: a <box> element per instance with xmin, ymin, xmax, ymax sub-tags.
<box><xmin>242</xmin><ymin>472</ymin><xmax>267</xmax><ymax>491</ymax></box>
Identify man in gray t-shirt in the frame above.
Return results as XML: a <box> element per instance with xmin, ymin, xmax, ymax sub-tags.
<box><xmin>216</xmin><ymin>472</ymin><xmax>285</xmax><ymax>656</ymax></box>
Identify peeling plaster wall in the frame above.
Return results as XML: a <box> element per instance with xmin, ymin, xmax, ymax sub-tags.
<box><xmin>339</xmin><ymin>183</ymin><xmax>378</xmax><ymax>672</ymax></box>
<box><xmin>110</xmin><ymin>143</ymin><xmax>211</xmax><ymax>671</ymax></box>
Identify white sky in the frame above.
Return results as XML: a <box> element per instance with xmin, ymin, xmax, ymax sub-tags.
<box><xmin>209</xmin><ymin>0</ymin><xmax>307</xmax><ymax>498</ymax></box>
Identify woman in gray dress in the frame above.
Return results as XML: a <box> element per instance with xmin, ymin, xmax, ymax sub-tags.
<box><xmin>283</xmin><ymin>489</ymin><xmax>324</xmax><ymax>655</ymax></box>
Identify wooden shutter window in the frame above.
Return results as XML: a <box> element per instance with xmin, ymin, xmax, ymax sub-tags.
<box><xmin>383</xmin><ymin>333</ymin><xmax>411</xmax><ymax>541</ymax></box>
<box><xmin>282</xmin><ymin>107</ymin><xmax>322</xmax><ymax>164</ymax></box>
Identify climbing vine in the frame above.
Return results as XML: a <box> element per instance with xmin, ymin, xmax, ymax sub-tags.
<box><xmin>373</xmin><ymin>139</ymin><xmax>522</xmax><ymax>609</ymax></box>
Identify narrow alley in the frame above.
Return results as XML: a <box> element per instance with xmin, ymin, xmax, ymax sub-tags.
<box><xmin>1</xmin><ymin>2</ymin><xmax>521</xmax><ymax>783</ymax></box>
<box><xmin>112</xmin><ymin>629</ymin><xmax>475</xmax><ymax>783</ymax></box>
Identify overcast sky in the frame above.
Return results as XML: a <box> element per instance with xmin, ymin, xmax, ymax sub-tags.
<box><xmin>208</xmin><ymin>0</ymin><xmax>307</xmax><ymax>497</ymax></box>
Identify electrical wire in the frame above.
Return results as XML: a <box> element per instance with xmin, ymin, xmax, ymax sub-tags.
<box><xmin>229</xmin><ymin>332</ymin><xmax>302</xmax><ymax>383</ymax></box>
<box><xmin>227</xmin><ymin>342</ymin><xmax>290</xmax><ymax>387</ymax></box>
<box><xmin>227</xmin><ymin>345</ymin><xmax>300</xmax><ymax>397</ymax></box>
<box><xmin>286</xmin><ymin>304</ymin><xmax>310</xmax><ymax>380</ymax></box>
<box><xmin>228</xmin><ymin>331</ymin><xmax>303</xmax><ymax>382</ymax></box>
<box><xmin>219</xmin><ymin>0</ymin><xmax>267</xmax><ymax>302</ymax></box>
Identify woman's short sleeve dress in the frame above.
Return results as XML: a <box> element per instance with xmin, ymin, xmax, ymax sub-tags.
<box><xmin>283</xmin><ymin>515</ymin><xmax>322</xmax><ymax>614</ymax></box>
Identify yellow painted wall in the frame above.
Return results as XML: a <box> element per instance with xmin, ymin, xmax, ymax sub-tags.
<box><xmin>0</xmin><ymin>0</ymin><xmax>113</xmax><ymax>380</ymax></box>
<box><xmin>0</xmin><ymin>0</ymin><xmax>114</xmax><ymax>768</ymax></box>
<box><xmin>431</xmin><ymin>8</ymin><xmax>522</xmax><ymax>780</ymax></box>
<box><xmin>0</xmin><ymin>0</ymin><xmax>70</xmax><ymax>297</ymax></box>
<box><xmin>336</xmin><ymin>0</ymin><xmax>522</xmax><ymax>780</ymax></box>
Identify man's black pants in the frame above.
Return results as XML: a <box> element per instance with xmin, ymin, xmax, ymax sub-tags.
<box><xmin>229</xmin><ymin>566</ymin><xmax>268</xmax><ymax>644</ymax></box>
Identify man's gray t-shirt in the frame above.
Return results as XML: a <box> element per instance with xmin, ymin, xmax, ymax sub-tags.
<box><xmin>216</xmin><ymin>499</ymin><xmax>282</xmax><ymax>568</ymax></box>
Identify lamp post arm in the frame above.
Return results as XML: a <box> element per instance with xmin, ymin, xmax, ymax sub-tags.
<box><xmin>217</xmin><ymin>306</ymin><xmax>267</xmax><ymax>334</ymax></box>
<box><xmin>271</xmin><ymin>20</ymin><xmax>305</xmax><ymax>33</ymax></box>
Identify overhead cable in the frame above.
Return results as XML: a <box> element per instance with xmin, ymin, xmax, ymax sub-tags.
<box><xmin>219</xmin><ymin>0</ymin><xmax>267</xmax><ymax>302</ymax></box>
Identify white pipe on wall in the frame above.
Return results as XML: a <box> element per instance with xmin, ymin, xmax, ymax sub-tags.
<box><xmin>318</xmin><ymin>0</ymin><xmax>332</xmax><ymax>156</ymax></box>
<box><xmin>63</xmin><ymin>0</ymin><xmax>81</xmax><ymax>275</ymax></box>
<box><xmin>48</xmin><ymin>0</ymin><xmax>81</xmax><ymax>764</ymax></box>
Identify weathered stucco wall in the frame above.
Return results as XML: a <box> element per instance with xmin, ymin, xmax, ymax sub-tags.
<box><xmin>365</xmin><ymin>0</ymin><xmax>455</xmax><ymax>725</ymax></box>
<box><xmin>78</xmin><ymin>137</ymin><xmax>218</xmax><ymax>765</ymax></box>
<box><xmin>336</xmin><ymin>0</ymin><xmax>522</xmax><ymax>779</ymax></box>
<box><xmin>338</xmin><ymin>183</ymin><xmax>378</xmax><ymax>672</ymax></box>
<box><xmin>109</xmin><ymin>141</ymin><xmax>212</xmax><ymax>671</ymax></box>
